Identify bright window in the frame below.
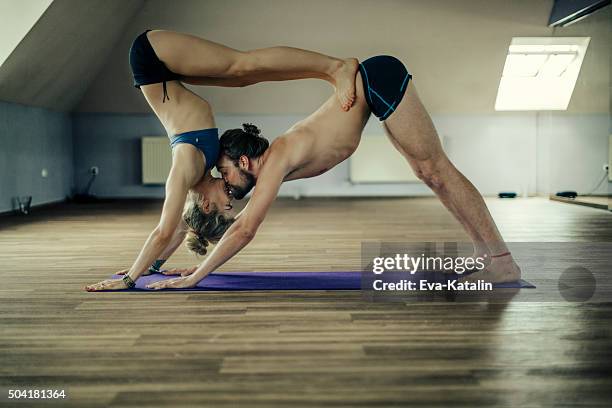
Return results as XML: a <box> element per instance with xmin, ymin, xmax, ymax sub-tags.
<box><xmin>495</xmin><ymin>37</ymin><xmax>590</xmax><ymax>111</ymax></box>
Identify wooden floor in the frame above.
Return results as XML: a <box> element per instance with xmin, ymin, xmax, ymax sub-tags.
<box><xmin>1</xmin><ymin>197</ymin><xmax>612</xmax><ymax>407</ymax></box>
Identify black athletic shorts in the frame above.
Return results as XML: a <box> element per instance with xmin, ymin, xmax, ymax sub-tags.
<box><xmin>129</xmin><ymin>30</ymin><xmax>180</xmax><ymax>101</ymax></box>
<box><xmin>359</xmin><ymin>55</ymin><xmax>412</xmax><ymax>121</ymax></box>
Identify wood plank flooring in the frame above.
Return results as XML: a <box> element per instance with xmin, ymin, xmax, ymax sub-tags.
<box><xmin>1</xmin><ymin>197</ymin><xmax>611</xmax><ymax>407</ymax></box>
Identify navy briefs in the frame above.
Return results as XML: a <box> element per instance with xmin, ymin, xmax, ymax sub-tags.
<box><xmin>170</xmin><ymin>128</ymin><xmax>220</xmax><ymax>172</ymax></box>
<box><xmin>358</xmin><ymin>55</ymin><xmax>412</xmax><ymax>121</ymax></box>
<box><xmin>129</xmin><ymin>30</ymin><xmax>180</xmax><ymax>102</ymax></box>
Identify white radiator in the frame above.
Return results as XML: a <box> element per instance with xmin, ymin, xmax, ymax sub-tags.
<box><xmin>350</xmin><ymin>135</ymin><xmax>421</xmax><ymax>183</ymax></box>
<box><xmin>141</xmin><ymin>137</ymin><xmax>172</xmax><ymax>184</ymax></box>
<box><xmin>141</xmin><ymin>137</ymin><xmax>221</xmax><ymax>184</ymax></box>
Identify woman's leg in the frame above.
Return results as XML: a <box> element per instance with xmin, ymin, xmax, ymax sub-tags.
<box><xmin>146</xmin><ymin>30</ymin><xmax>359</xmax><ymax>111</ymax></box>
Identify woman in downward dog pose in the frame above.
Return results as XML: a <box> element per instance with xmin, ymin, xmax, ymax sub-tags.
<box><xmin>85</xmin><ymin>29</ymin><xmax>359</xmax><ymax>291</ymax></box>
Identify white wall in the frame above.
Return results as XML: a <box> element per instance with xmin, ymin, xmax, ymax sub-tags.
<box><xmin>72</xmin><ymin>111</ymin><xmax>609</xmax><ymax>198</ymax></box>
<box><xmin>0</xmin><ymin>101</ymin><xmax>73</xmax><ymax>213</ymax></box>
<box><xmin>537</xmin><ymin>113</ymin><xmax>610</xmax><ymax>195</ymax></box>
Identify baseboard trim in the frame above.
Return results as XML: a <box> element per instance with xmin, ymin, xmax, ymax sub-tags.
<box><xmin>0</xmin><ymin>198</ymin><xmax>69</xmax><ymax>217</ymax></box>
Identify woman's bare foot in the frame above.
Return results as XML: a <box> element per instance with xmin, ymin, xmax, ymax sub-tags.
<box><xmin>330</xmin><ymin>58</ymin><xmax>359</xmax><ymax>111</ymax></box>
<box><xmin>115</xmin><ymin>268</ymin><xmax>152</xmax><ymax>276</ymax></box>
<box><xmin>460</xmin><ymin>255</ymin><xmax>521</xmax><ymax>284</ymax></box>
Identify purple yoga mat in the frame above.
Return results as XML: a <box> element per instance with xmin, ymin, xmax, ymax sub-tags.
<box><xmin>109</xmin><ymin>271</ymin><xmax>535</xmax><ymax>291</ymax></box>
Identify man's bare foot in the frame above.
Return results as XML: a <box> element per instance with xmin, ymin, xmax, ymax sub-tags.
<box><xmin>330</xmin><ymin>58</ymin><xmax>359</xmax><ymax>111</ymax></box>
<box><xmin>460</xmin><ymin>255</ymin><xmax>521</xmax><ymax>284</ymax></box>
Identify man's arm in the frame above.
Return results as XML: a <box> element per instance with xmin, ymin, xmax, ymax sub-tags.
<box><xmin>147</xmin><ymin>220</ymin><xmax>189</xmax><ymax>274</ymax></box>
<box><xmin>147</xmin><ymin>153</ymin><xmax>289</xmax><ymax>289</ymax></box>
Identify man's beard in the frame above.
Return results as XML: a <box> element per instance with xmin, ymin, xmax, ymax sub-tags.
<box><xmin>229</xmin><ymin>169</ymin><xmax>256</xmax><ymax>200</ymax></box>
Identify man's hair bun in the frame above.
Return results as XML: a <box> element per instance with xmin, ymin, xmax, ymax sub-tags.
<box><xmin>242</xmin><ymin>123</ymin><xmax>261</xmax><ymax>136</ymax></box>
<box><xmin>220</xmin><ymin>122</ymin><xmax>269</xmax><ymax>161</ymax></box>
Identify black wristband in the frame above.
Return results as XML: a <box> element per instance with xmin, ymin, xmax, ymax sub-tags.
<box><xmin>148</xmin><ymin>259</ymin><xmax>167</xmax><ymax>274</ymax></box>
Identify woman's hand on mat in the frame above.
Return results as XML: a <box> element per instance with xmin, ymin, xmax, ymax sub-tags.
<box><xmin>85</xmin><ymin>279</ymin><xmax>128</xmax><ymax>292</ymax></box>
<box><xmin>146</xmin><ymin>276</ymin><xmax>196</xmax><ymax>290</ymax></box>
<box><xmin>162</xmin><ymin>266</ymin><xmax>197</xmax><ymax>277</ymax></box>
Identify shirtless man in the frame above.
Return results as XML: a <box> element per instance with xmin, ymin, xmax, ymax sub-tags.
<box><xmin>147</xmin><ymin>56</ymin><xmax>521</xmax><ymax>290</ymax></box>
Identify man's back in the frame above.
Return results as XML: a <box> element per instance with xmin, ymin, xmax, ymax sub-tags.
<box><xmin>266</xmin><ymin>72</ymin><xmax>372</xmax><ymax>182</ymax></box>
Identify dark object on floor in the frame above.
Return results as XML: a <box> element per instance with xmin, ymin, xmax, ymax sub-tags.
<box><xmin>498</xmin><ymin>192</ymin><xmax>517</xmax><ymax>198</ymax></box>
<box><xmin>14</xmin><ymin>196</ymin><xmax>32</xmax><ymax>215</ymax></box>
<box><xmin>72</xmin><ymin>167</ymin><xmax>99</xmax><ymax>203</ymax></box>
<box><xmin>556</xmin><ymin>191</ymin><xmax>578</xmax><ymax>199</ymax></box>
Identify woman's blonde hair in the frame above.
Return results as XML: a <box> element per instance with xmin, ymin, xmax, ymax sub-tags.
<box><xmin>182</xmin><ymin>193</ymin><xmax>234</xmax><ymax>256</ymax></box>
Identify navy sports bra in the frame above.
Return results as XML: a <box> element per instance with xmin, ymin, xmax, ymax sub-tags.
<box><xmin>169</xmin><ymin>128</ymin><xmax>219</xmax><ymax>171</ymax></box>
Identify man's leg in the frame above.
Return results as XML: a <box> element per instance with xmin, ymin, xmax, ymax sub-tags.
<box><xmin>146</xmin><ymin>30</ymin><xmax>358</xmax><ymax>110</ymax></box>
<box><xmin>383</xmin><ymin>82</ymin><xmax>520</xmax><ymax>283</ymax></box>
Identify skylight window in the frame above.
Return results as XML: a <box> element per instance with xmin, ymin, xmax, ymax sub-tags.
<box><xmin>495</xmin><ymin>37</ymin><xmax>590</xmax><ymax>111</ymax></box>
